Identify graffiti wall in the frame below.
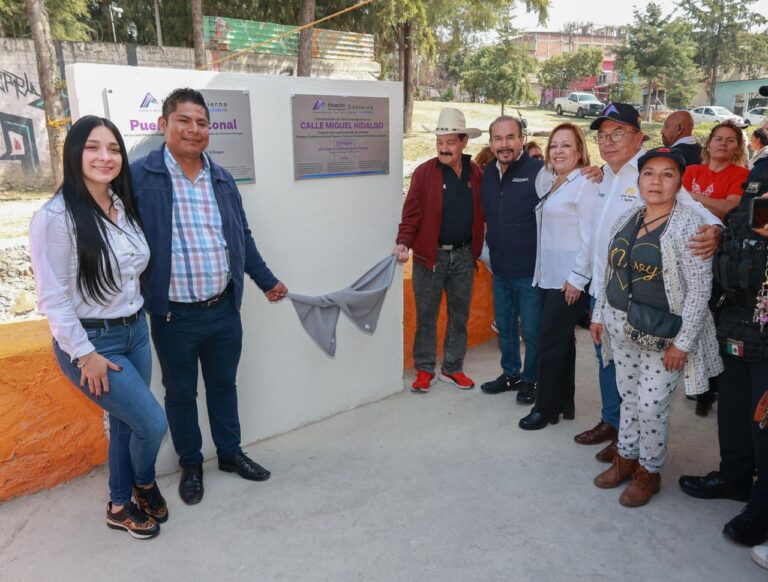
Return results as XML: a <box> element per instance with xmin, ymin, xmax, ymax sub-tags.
<box><xmin>0</xmin><ymin>63</ymin><xmax>52</xmax><ymax>190</ymax></box>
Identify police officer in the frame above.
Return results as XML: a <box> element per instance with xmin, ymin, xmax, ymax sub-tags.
<box><xmin>679</xmin><ymin>86</ymin><xmax>768</xmax><ymax>547</ymax></box>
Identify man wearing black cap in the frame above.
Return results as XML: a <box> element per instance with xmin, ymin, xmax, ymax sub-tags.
<box><xmin>574</xmin><ymin>102</ymin><xmax>722</xmax><ymax>462</ymax></box>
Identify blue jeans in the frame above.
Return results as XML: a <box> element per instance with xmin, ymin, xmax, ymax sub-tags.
<box><xmin>53</xmin><ymin>314</ymin><xmax>167</xmax><ymax>506</ymax></box>
<box><xmin>150</xmin><ymin>292</ymin><xmax>244</xmax><ymax>466</ymax></box>
<box><xmin>492</xmin><ymin>274</ymin><xmax>541</xmax><ymax>382</ymax></box>
<box><xmin>590</xmin><ymin>296</ymin><xmax>621</xmax><ymax>429</ymax></box>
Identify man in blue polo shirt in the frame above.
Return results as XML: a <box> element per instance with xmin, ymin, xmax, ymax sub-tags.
<box><xmin>479</xmin><ymin>115</ymin><xmax>544</xmax><ymax>403</ymax></box>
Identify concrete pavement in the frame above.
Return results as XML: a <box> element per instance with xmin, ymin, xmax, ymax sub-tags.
<box><xmin>0</xmin><ymin>330</ymin><xmax>763</xmax><ymax>581</ymax></box>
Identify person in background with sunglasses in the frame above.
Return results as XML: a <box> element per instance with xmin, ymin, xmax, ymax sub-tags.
<box><xmin>526</xmin><ymin>141</ymin><xmax>544</xmax><ymax>160</ymax></box>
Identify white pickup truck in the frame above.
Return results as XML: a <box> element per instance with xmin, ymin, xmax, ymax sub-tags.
<box><xmin>553</xmin><ymin>92</ymin><xmax>604</xmax><ymax>118</ymax></box>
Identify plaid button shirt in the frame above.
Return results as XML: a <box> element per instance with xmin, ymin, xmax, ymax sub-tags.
<box><xmin>165</xmin><ymin>148</ymin><xmax>230</xmax><ymax>302</ymax></box>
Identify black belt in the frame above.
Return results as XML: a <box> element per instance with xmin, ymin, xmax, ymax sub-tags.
<box><xmin>170</xmin><ymin>282</ymin><xmax>232</xmax><ymax>309</ymax></box>
<box><xmin>438</xmin><ymin>241</ymin><xmax>471</xmax><ymax>251</ymax></box>
<box><xmin>80</xmin><ymin>310</ymin><xmax>142</xmax><ymax>329</ymax></box>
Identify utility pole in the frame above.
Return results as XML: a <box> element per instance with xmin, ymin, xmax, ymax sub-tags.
<box><xmin>154</xmin><ymin>0</ymin><xmax>163</xmax><ymax>47</ymax></box>
<box><xmin>25</xmin><ymin>0</ymin><xmax>65</xmax><ymax>184</ymax></box>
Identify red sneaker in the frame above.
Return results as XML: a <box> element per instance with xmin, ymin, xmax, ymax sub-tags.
<box><xmin>439</xmin><ymin>371</ymin><xmax>475</xmax><ymax>389</ymax></box>
<box><xmin>411</xmin><ymin>371</ymin><xmax>436</xmax><ymax>393</ymax></box>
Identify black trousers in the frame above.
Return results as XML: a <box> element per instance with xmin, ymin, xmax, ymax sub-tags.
<box><xmin>717</xmin><ymin>355</ymin><xmax>768</xmax><ymax>512</ymax></box>
<box><xmin>534</xmin><ymin>288</ymin><xmax>589</xmax><ymax>416</ymax></box>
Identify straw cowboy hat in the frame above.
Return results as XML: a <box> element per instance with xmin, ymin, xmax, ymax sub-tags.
<box><xmin>424</xmin><ymin>107</ymin><xmax>482</xmax><ymax>139</ymax></box>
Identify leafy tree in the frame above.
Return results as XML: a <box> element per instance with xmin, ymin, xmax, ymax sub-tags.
<box><xmin>617</xmin><ymin>2</ymin><xmax>698</xmax><ymax>120</ymax></box>
<box><xmin>610</xmin><ymin>56</ymin><xmax>642</xmax><ymax>104</ymax></box>
<box><xmin>737</xmin><ymin>29</ymin><xmax>768</xmax><ymax>80</ymax></box>
<box><xmin>680</xmin><ymin>0</ymin><xmax>767</xmax><ymax>105</ymax></box>
<box><xmin>0</xmin><ymin>0</ymin><xmax>91</xmax><ymax>39</ymax></box>
<box><xmin>538</xmin><ymin>47</ymin><xmax>603</xmax><ymax>92</ymax></box>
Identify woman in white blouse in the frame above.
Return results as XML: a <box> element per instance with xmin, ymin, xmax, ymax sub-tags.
<box><xmin>30</xmin><ymin>116</ymin><xmax>167</xmax><ymax>539</ymax></box>
<box><xmin>519</xmin><ymin>123</ymin><xmax>599</xmax><ymax>430</ymax></box>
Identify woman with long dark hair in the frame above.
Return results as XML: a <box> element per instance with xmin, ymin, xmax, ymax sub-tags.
<box><xmin>29</xmin><ymin>115</ymin><xmax>167</xmax><ymax>539</ymax></box>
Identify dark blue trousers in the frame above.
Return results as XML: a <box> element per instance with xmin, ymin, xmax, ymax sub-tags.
<box><xmin>150</xmin><ymin>293</ymin><xmax>243</xmax><ymax>466</ymax></box>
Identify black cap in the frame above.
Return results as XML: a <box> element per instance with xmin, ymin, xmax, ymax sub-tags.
<box><xmin>590</xmin><ymin>102</ymin><xmax>642</xmax><ymax>130</ymax></box>
<box><xmin>638</xmin><ymin>147</ymin><xmax>687</xmax><ymax>173</ymax></box>
<box><xmin>760</xmin><ymin>85</ymin><xmax>768</xmax><ymax>97</ymax></box>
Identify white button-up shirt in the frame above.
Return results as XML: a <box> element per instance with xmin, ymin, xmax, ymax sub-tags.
<box><xmin>533</xmin><ymin>168</ymin><xmax>599</xmax><ymax>290</ymax></box>
<box><xmin>29</xmin><ymin>193</ymin><xmax>149</xmax><ymax>361</ymax></box>
<box><xmin>590</xmin><ymin>149</ymin><xmax>721</xmax><ymax>298</ymax></box>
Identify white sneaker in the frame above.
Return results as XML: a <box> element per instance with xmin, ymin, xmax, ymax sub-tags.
<box><xmin>752</xmin><ymin>544</ymin><xmax>768</xmax><ymax>570</ymax></box>
<box><xmin>491</xmin><ymin>321</ymin><xmax>498</xmax><ymax>334</ymax></box>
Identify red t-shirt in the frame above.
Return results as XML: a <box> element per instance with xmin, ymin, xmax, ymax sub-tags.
<box><xmin>683</xmin><ymin>164</ymin><xmax>750</xmax><ymax>199</ymax></box>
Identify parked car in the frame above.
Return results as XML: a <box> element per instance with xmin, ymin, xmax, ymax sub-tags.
<box><xmin>743</xmin><ymin>107</ymin><xmax>768</xmax><ymax>127</ymax></box>
<box><xmin>689</xmin><ymin>106</ymin><xmax>744</xmax><ymax>125</ymax></box>
<box><xmin>553</xmin><ymin>92</ymin><xmax>603</xmax><ymax>118</ymax></box>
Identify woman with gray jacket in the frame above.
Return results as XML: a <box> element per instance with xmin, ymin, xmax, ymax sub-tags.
<box><xmin>590</xmin><ymin>147</ymin><xmax>723</xmax><ymax>507</ymax></box>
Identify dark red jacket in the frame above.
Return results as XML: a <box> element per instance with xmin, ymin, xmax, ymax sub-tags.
<box><xmin>396</xmin><ymin>155</ymin><xmax>484</xmax><ymax>269</ymax></box>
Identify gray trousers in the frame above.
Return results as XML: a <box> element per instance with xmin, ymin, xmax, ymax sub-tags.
<box><xmin>604</xmin><ymin>305</ymin><xmax>681</xmax><ymax>473</ymax></box>
<box><xmin>412</xmin><ymin>247</ymin><xmax>475</xmax><ymax>374</ymax></box>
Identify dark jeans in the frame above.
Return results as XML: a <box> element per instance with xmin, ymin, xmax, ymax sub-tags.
<box><xmin>53</xmin><ymin>314</ymin><xmax>167</xmax><ymax>506</ymax></box>
<box><xmin>492</xmin><ymin>274</ymin><xmax>541</xmax><ymax>382</ymax></box>
<box><xmin>412</xmin><ymin>247</ymin><xmax>475</xmax><ymax>374</ymax></box>
<box><xmin>717</xmin><ymin>356</ymin><xmax>768</xmax><ymax>512</ymax></box>
<box><xmin>150</xmin><ymin>292</ymin><xmax>244</xmax><ymax>466</ymax></box>
<box><xmin>590</xmin><ymin>295</ymin><xmax>621</xmax><ymax>429</ymax></box>
<box><xmin>534</xmin><ymin>288</ymin><xmax>589</xmax><ymax>416</ymax></box>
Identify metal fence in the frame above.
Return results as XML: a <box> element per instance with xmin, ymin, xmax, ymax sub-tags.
<box><xmin>204</xmin><ymin>16</ymin><xmax>374</xmax><ymax>61</ymax></box>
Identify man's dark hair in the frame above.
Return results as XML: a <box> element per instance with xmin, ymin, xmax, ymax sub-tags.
<box><xmin>162</xmin><ymin>88</ymin><xmax>210</xmax><ymax>120</ymax></box>
<box><xmin>754</xmin><ymin>127</ymin><xmax>768</xmax><ymax>148</ymax></box>
<box><xmin>488</xmin><ymin>115</ymin><xmax>523</xmax><ymax>138</ymax></box>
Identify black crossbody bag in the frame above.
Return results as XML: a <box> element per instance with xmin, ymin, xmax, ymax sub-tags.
<box><xmin>622</xmin><ymin>210</ymin><xmax>682</xmax><ymax>352</ymax></box>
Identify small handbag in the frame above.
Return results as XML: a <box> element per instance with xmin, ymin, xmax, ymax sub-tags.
<box><xmin>621</xmin><ymin>210</ymin><xmax>682</xmax><ymax>352</ymax></box>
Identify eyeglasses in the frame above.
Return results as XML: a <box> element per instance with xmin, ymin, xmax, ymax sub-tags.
<box><xmin>530</xmin><ymin>154</ymin><xmax>543</xmax><ymax>160</ymax></box>
<box><xmin>594</xmin><ymin>130</ymin><xmax>638</xmax><ymax>144</ymax></box>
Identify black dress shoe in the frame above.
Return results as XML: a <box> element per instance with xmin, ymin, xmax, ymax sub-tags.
<box><xmin>480</xmin><ymin>374</ymin><xmax>521</xmax><ymax>394</ymax></box>
<box><xmin>561</xmin><ymin>404</ymin><xmax>575</xmax><ymax>420</ymax></box>
<box><xmin>179</xmin><ymin>464</ymin><xmax>204</xmax><ymax>505</ymax></box>
<box><xmin>678</xmin><ymin>471</ymin><xmax>751</xmax><ymax>502</ymax></box>
<box><xmin>218</xmin><ymin>452</ymin><xmax>271</xmax><ymax>482</ymax></box>
<box><xmin>519</xmin><ymin>410</ymin><xmax>557</xmax><ymax>430</ymax></box>
<box><xmin>723</xmin><ymin>507</ymin><xmax>768</xmax><ymax>546</ymax></box>
<box><xmin>516</xmin><ymin>381</ymin><xmax>537</xmax><ymax>405</ymax></box>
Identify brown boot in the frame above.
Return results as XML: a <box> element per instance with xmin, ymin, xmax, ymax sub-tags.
<box><xmin>575</xmin><ymin>421</ymin><xmax>617</xmax><ymax>445</ymax></box>
<box><xmin>619</xmin><ymin>466</ymin><xmax>661</xmax><ymax>507</ymax></box>
<box><xmin>595</xmin><ymin>439</ymin><xmax>618</xmax><ymax>463</ymax></box>
<box><xmin>594</xmin><ymin>454</ymin><xmax>638</xmax><ymax>489</ymax></box>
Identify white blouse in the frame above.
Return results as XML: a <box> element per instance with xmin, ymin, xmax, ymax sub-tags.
<box><xmin>533</xmin><ymin>168</ymin><xmax>599</xmax><ymax>291</ymax></box>
<box><xmin>29</xmin><ymin>193</ymin><xmax>149</xmax><ymax>361</ymax></box>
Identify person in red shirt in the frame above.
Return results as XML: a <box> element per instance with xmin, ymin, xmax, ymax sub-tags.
<box><xmin>683</xmin><ymin>120</ymin><xmax>749</xmax><ymax>219</ymax></box>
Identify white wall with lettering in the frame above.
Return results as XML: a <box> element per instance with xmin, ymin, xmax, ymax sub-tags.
<box><xmin>66</xmin><ymin>63</ymin><xmax>404</xmax><ymax>474</ymax></box>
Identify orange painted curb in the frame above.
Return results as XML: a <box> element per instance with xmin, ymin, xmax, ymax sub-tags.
<box><xmin>0</xmin><ymin>320</ymin><xmax>108</xmax><ymax>503</ymax></box>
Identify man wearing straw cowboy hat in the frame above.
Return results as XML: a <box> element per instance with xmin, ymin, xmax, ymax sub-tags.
<box><xmin>393</xmin><ymin>107</ymin><xmax>485</xmax><ymax>393</ymax></box>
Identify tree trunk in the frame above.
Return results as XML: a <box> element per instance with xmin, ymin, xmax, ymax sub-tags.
<box><xmin>191</xmin><ymin>0</ymin><xmax>206</xmax><ymax>68</ymax></box>
<box><xmin>402</xmin><ymin>22</ymin><xmax>414</xmax><ymax>134</ymax></box>
<box><xmin>501</xmin><ymin>102</ymin><xmax>505</xmax><ymax>116</ymax></box>
<box><xmin>646</xmin><ymin>78</ymin><xmax>654</xmax><ymax>122</ymax></box>
<box><xmin>297</xmin><ymin>0</ymin><xmax>315</xmax><ymax>77</ymax></box>
<box><xmin>26</xmin><ymin>0</ymin><xmax>65</xmax><ymax>186</ymax></box>
<box><xmin>154</xmin><ymin>0</ymin><xmax>163</xmax><ymax>47</ymax></box>
<box><xmin>708</xmin><ymin>67</ymin><xmax>717</xmax><ymax>106</ymax></box>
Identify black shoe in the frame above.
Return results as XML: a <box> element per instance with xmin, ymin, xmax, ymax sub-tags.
<box><xmin>132</xmin><ymin>482</ymin><xmax>168</xmax><ymax>523</ymax></box>
<box><xmin>480</xmin><ymin>374</ymin><xmax>521</xmax><ymax>394</ymax></box>
<box><xmin>723</xmin><ymin>506</ymin><xmax>768</xmax><ymax>546</ymax></box>
<box><xmin>219</xmin><ymin>451</ymin><xmax>271</xmax><ymax>482</ymax></box>
<box><xmin>106</xmin><ymin>501</ymin><xmax>160</xmax><ymax>539</ymax></box>
<box><xmin>516</xmin><ymin>381</ymin><xmax>537</xmax><ymax>404</ymax></box>
<box><xmin>519</xmin><ymin>410</ymin><xmax>558</xmax><ymax>430</ymax></box>
<box><xmin>561</xmin><ymin>404</ymin><xmax>575</xmax><ymax>420</ymax></box>
<box><xmin>179</xmin><ymin>464</ymin><xmax>204</xmax><ymax>505</ymax></box>
<box><xmin>679</xmin><ymin>471</ymin><xmax>751</xmax><ymax>502</ymax></box>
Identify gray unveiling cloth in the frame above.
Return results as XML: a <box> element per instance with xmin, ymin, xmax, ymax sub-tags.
<box><xmin>287</xmin><ymin>255</ymin><xmax>397</xmax><ymax>356</ymax></box>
